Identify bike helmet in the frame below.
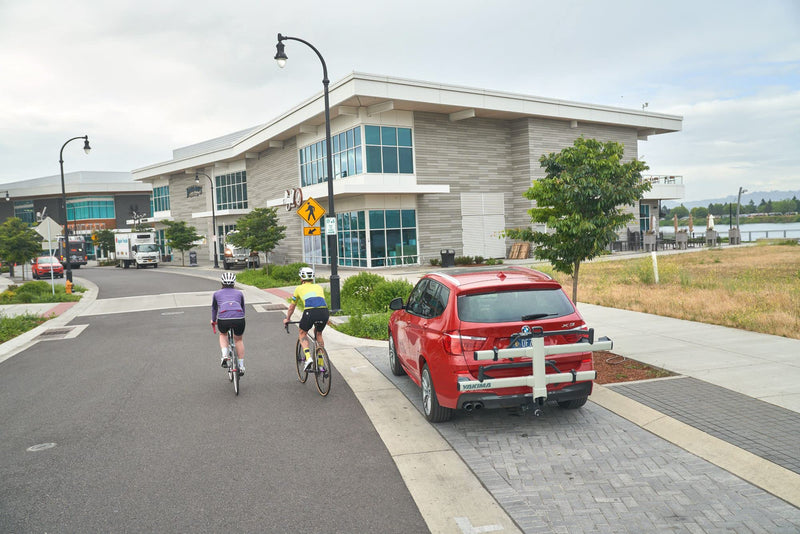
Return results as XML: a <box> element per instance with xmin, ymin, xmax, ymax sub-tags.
<box><xmin>221</xmin><ymin>272</ymin><xmax>237</xmax><ymax>286</ymax></box>
<box><xmin>299</xmin><ymin>267</ymin><xmax>314</xmax><ymax>281</ymax></box>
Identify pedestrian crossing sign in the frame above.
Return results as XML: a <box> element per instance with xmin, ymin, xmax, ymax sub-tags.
<box><xmin>297</xmin><ymin>197</ymin><xmax>325</xmax><ymax>226</ymax></box>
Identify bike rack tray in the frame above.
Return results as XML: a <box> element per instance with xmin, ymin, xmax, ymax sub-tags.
<box><xmin>457</xmin><ymin>327</ymin><xmax>613</xmax><ymax>404</ymax></box>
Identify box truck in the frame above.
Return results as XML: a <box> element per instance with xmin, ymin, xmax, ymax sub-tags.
<box><xmin>115</xmin><ymin>231</ymin><xmax>160</xmax><ymax>269</ymax></box>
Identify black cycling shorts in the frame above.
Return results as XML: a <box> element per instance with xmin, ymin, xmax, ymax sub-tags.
<box><xmin>218</xmin><ymin>317</ymin><xmax>246</xmax><ymax>336</ymax></box>
<box><xmin>299</xmin><ymin>307</ymin><xmax>329</xmax><ymax>333</ymax></box>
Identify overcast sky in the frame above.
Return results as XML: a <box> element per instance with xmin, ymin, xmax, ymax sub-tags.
<box><xmin>1</xmin><ymin>0</ymin><xmax>797</xmax><ymax>202</ymax></box>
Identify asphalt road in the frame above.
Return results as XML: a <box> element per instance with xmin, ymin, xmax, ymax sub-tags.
<box><xmin>0</xmin><ymin>266</ymin><xmax>428</xmax><ymax>533</ymax></box>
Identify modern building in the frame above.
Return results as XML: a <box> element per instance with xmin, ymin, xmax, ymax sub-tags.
<box><xmin>0</xmin><ymin>172</ymin><xmax>153</xmax><ymax>257</ymax></box>
<box><xmin>132</xmin><ymin>72</ymin><xmax>683</xmax><ymax>268</ymax></box>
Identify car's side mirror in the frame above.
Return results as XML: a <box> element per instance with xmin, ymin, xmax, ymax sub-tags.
<box><xmin>389</xmin><ymin>297</ymin><xmax>405</xmax><ymax>311</ymax></box>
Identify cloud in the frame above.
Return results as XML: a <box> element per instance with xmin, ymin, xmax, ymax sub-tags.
<box><xmin>1</xmin><ymin>0</ymin><xmax>798</xmax><ymax>202</ymax></box>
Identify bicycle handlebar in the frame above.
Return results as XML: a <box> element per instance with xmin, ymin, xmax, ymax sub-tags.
<box><xmin>284</xmin><ymin>320</ymin><xmax>299</xmax><ymax>333</ymax></box>
<box><xmin>211</xmin><ymin>322</ymin><xmax>217</xmax><ymax>334</ymax></box>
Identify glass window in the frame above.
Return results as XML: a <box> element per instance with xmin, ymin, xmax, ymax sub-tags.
<box><xmin>381</xmin><ymin>127</ymin><xmax>396</xmax><ymax>146</ymax></box>
<box><xmin>299</xmin><ymin>126</ymin><xmax>363</xmax><ymax>185</ymax></box>
<box><xmin>366</xmin><ymin>146</ymin><xmax>382</xmax><ymax>173</ymax></box>
<box><xmin>398</xmin><ymin>128</ymin><xmax>412</xmax><ymax>147</ymax></box>
<box><xmin>369</xmin><ymin>210</ymin><xmax>384</xmax><ymax>229</ymax></box>
<box><xmin>215</xmin><ymin>172</ymin><xmax>247</xmax><ymax>210</ymax></box>
<box><xmin>13</xmin><ymin>201</ymin><xmax>35</xmax><ymax>225</ymax></box>
<box><xmin>399</xmin><ymin>148</ymin><xmax>414</xmax><ymax>173</ymax></box>
<box><xmin>365</xmin><ymin>125</ymin><xmax>381</xmax><ymax>145</ymax></box>
<box><xmin>152</xmin><ymin>185</ymin><xmax>170</xmax><ymax>213</ymax></box>
<box><xmin>382</xmin><ymin>147</ymin><xmax>398</xmax><ymax>173</ymax></box>
<box><xmin>364</xmin><ymin>125</ymin><xmax>414</xmax><ymax>174</ymax></box>
<box><xmin>458</xmin><ymin>289</ymin><xmax>575</xmax><ymax>323</ymax></box>
<box><xmin>385</xmin><ymin>210</ymin><xmax>401</xmax><ymax>228</ymax></box>
<box><xmin>401</xmin><ymin>209</ymin><xmax>416</xmax><ymax>227</ymax></box>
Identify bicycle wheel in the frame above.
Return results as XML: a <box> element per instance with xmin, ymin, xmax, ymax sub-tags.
<box><xmin>229</xmin><ymin>340</ymin><xmax>240</xmax><ymax>396</ymax></box>
<box><xmin>314</xmin><ymin>347</ymin><xmax>332</xmax><ymax>397</ymax></box>
<box><xmin>295</xmin><ymin>339</ymin><xmax>308</xmax><ymax>383</ymax></box>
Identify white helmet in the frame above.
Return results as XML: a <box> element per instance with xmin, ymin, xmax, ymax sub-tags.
<box><xmin>221</xmin><ymin>272</ymin><xmax>237</xmax><ymax>286</ymax></box>
<box><xmin>299</xmin><ymin>267</ymin><xmax>314</xmax><ymax>281</ymax></box>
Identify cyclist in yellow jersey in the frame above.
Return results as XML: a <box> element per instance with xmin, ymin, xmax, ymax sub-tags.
<box><xmin>283</xmin><ymin>266</ymin><xmax>330</xmax><ymax>371</ymax></box>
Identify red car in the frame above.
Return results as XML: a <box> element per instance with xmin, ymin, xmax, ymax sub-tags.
<box><xmin>31</xmin><ymin>256</ymin><xmax>64</xmax><ymax>279</ymax></box>
<box><xmin>388</xmin><ymin>266</ymin><xmax>597</xmax><ymax>422</ymax></box>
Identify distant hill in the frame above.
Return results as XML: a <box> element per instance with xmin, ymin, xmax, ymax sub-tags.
<box><xmin>664</xmin><ymin>190</ymin><xmax>800</xmax><ymax>210</ymax></box>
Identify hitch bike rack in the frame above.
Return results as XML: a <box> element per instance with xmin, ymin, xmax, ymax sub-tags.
<box><xmin>457</xmin><ymin>327</ymin><xmax>613</xmax><ymax>414</ymax></box>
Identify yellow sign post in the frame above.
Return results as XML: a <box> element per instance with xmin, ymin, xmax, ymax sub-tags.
<box><xmin>297</xmin><ymin>197</ymin><xmax>325</xmax><ymax>226</ymax></box>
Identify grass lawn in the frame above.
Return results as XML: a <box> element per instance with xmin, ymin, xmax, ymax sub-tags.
<box><xmin>537</xmin><ymin>242</ymin><xmax>800</xmax><ymax>340</ymax></box>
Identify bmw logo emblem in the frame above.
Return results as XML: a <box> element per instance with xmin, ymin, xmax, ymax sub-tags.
<box><xmin>521</xmin><ymin>325</ymin><xmax>531</xmax><ymax>335</ymax></box>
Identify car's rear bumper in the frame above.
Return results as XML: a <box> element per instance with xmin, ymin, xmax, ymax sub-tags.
<box><xmin>456</xmin><ymin>381</ymin><xmax>593</xmax><ymax>410</ymax></box>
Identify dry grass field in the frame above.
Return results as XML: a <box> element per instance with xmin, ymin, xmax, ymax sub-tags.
<box><xmin>538</xmin><ymin>243</ymin><xmax>800</xmax><ymax>340</ymax></box>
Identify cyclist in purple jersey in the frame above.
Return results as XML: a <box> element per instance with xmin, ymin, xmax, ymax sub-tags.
<box><xmin>211</xmin><ymin>272</ymin><xmax>246</xmax><ymax>373</ymax></box>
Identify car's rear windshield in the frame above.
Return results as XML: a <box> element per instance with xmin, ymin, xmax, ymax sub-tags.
<box><xmin>457</xmin><ymin>288</ymin><xmax>575</xmax><ymax>323</ymax></box>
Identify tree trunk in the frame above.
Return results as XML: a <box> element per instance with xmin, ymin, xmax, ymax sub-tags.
<box><xmin>572</xmin><ymin>260</ymin><xmax>580</xmax><ymax>304</ymax></box>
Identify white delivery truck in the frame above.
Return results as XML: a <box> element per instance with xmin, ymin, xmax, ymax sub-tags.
<box><xmin>222</xmin><ymin>231</ymin><xmax>260</xmax><ymax>270</ymax></box>
<box><xmin>115</xmin><ymin>231</ymin><xmax>160</xmax><ymax>269</ymax></box>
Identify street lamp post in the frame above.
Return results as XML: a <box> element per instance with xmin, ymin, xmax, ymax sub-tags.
<box><xmin>195</xmin><ymin>172</ymin><xmax>220</xmax><ymax>268</ymax></box>
<box><xmin>736</xmin><ymin>186</ymin><xmax>747</xmax><ymax>229</ymax></box>
<box><xmin>275</xmin><ymin>33</ymin><xmax>340</xmax><ymax>312</ymax></box>
<box><xmin>59</xmin><ymin>135</ymin><xmax>91</xmax><ymax>283</ymax></box>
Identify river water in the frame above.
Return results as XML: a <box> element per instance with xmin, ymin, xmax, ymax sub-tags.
<box><xmin>664</xmin><ymin>221</ymin><xmax>800</xmax><ymax>242</ymax></box>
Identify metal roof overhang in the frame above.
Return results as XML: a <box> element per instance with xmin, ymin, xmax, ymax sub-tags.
<box><xmin>133</xmin><ymin>72</ymin><xmax>683</xmax><ymax>181</ymax></box>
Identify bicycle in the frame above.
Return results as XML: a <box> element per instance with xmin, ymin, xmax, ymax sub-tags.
<box><xmin>285</xmin><ymin>321</ymin><xmax>331</xmax><ymax>396</ymax></box>
<box><xmin>214</xmin><ymin>323</ymin><xmax>242</xmax><ymax>396</ymax></box>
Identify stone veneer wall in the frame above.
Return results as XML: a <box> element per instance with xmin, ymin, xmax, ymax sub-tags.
<box><xmin>413</xmin><ymin>112</ymin><xmax>512</xmax><ymax>261</ymax></box>
<box><xmin>247</xmin><ymin>137</ymin><xmax>304</xmax><ymax>264</ymax></box>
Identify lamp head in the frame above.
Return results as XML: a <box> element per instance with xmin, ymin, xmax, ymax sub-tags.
<box><xmin>274</xmin><ymin>40</ymin><xmax>288</xmax><ymax>68</ymax></box>
<box><xmin>83</xmin><ymin>136</ymin><xmax>91</xmax><ymax>154</ymax></box>
<box><xmin>195</xmin><ymin>174</ymin><xmax>200</xmax><ymax>184</ymax></box>
<box><xmin>4</xmin><ymin>191</ymin><xmax>9</xmax><ymax>201</ymax></box>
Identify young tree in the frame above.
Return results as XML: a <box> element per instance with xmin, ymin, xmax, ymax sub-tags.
<box><xmin>0</xmin><ymin>217</ymin><xmax>44</xmax><ymax>280</ymax></box>
<box><xmin>92</xmin><ymin>229</ymin><xmax>116</xmax><ymax>259</ymax></box>
<box><xmin>226</xmin><ymin>207</ymin><xmax>287</xmax><ymax>269</ymax></box>
<box><xmin>504</xmin><ymin>137</ymin><xmax>650</xmax><ymax>303</ymax></box>
<box><xmin>163</xmin><ymin>220</ymin><xmax>201</xmax><ymax>266</ymax></box>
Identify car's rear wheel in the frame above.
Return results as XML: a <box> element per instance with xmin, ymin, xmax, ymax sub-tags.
<box><xmin>421</xmin><ymin>364</ymin><xmax>453</xmax><ymax>423</ymax></box>
<box><xmin>557</xmin><ymin>396</ymin><xmax>588</xmax><ymax>409</ymax></box>
<box><xmin>388</xmin><ymin>334</ymin><xmax>405</xmax><ymax>376</ymax></box>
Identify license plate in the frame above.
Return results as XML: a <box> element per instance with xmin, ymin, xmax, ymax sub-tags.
<box><xmin>510</xmin><ymin>337</ymin><xmax>532</xmax><ymax>348</ymax></box>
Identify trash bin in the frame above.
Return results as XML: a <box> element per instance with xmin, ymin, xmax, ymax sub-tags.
<box><xmin>440</xmin><ymin>249</ymin><xmax>455</xmax><ymax>268</ymax></box>
<box><xmin>189</xmin><ymin>251</ymin><xmax>198</xmax><ymax>266</ymax></box>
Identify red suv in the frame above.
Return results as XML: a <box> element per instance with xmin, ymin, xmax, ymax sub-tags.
<box><xmin>388</xmin><ymin>266</ymin><xmax>596</xmax><ymax>422</ymax></box>
<box><xmin>31</xmin><ymin>256</ymin><xmax>65</xmax><ymax>279</ymax></box>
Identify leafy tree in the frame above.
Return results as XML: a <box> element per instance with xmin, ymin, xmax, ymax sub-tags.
<box><xmin>163</xmin><ymin>220</ymin><xmax>201</xmax><ymax>266</ymax></box>
<box><xmin>225</xmin><ymin>208</ymin><xmax>287</xmax><ymax>269</ymax></box>
<box><xmin>0</xmin><ymin>217</ymin><xmax>44</xmax><ymax>280</ymax></box>
<box><xmin>772</xmin><ymin>199</ymin><xmax>795</xmax><ymax>214</ymax></box>
<box><xmin>92</xmin><ymin>229</ymin><xmax>116</xmax><ymax>259</ymax></box>
<box><xmin>504</xmin><ymin>137</ymin><xmax>650</xmax><ymax>303</ymax></box>
<box><xmin>691</xmin><ymin>206</ymin><xmax>708</xmax><ymax>219</ymax></box>
<box><xmin>671</xmin><ymin>204</ymin><xmax>690</xmax><ymax>218</ymax></box>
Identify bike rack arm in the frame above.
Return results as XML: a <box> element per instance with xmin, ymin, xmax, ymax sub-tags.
<box><xmin>459</xmin><ymin>328</ymin><xmax>613</xmax><ymax>403</ymax></box>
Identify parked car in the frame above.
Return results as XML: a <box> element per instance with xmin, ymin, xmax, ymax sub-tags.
<box><xmin>31</xmin><ymin>256</ymin><xmax>64</xmax><ymax>279</ymax></box>
<box><xmin>388</xmin><ymin>266</ymin><xmax>595</xmax><ymax>422</ymax></box>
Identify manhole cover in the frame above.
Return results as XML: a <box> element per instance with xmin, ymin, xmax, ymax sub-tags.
<box><xmin>265</xmin><ymin>304</ymin><xmax>286</xmax><ymax>311</ymax></box>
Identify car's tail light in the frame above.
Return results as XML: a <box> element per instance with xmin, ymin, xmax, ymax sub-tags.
<box><xmin>443</xmin><ymin>331</ymin><xmax>487</xmax><ymax>355</ymax></box>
